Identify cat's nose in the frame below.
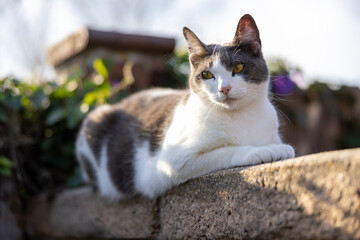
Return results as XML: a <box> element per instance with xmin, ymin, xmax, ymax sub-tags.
<box><xmin>219</xmin><ymin>85</ymin><xmax>232</xmax><ymax>95</ymax></box>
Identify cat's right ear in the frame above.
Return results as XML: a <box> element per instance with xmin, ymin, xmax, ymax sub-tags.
<box><xmin>233</xmin><ymin>14</ymin><xmax>262</xmax><ymax>56</ymax></box>
<box><xmin>183</xmin><ymin>27</ymin><xmax>207</xmax><ymax>64</ymax></box>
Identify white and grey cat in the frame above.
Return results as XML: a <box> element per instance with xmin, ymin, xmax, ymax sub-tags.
<box><xmin>76</xmin><ymin>14</ymin><xmax>295</xmax><ymax>200</ymax></box>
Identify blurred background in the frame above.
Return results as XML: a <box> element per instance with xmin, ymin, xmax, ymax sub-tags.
<box><xmin>0</xmin><ymin>2</ymin><xmax>360</xmax><ymax>234</ymax></box>
<box><xmin>1</xmin><ymin>0</ymin><xmax>360</xmax><ymax>85</ymax></box>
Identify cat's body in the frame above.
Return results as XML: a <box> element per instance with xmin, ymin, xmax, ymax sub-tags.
<box><xmin>76</xmin><ymin>14</ymin><xmax>295</xmax><ymax>200</ymax></box>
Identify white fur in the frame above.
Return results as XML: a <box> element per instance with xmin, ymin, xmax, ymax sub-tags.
<box><xmin>148</xmin><ymin>89</ymin><xmax>178</xmax><ymax>98</ymax></box>
<box><xmin>133</xmin><ymin>141</ymin><xmax>173</xmax><ymax>198</ymax></box>
<box><xmin>201</xmin><ymin>55</ymin><xmax>268</xmax><ymax>109</ymax></box>
<box><xmin>75</xmin><ymin>133</ymin><xmax>96</xmax><ymax>183</ymax></box>
<box><xmin>76</xmin><ymin>133</ymin><xmax>124</xmax><ymax>201</ymax></box>
<box><xmin>150</xmin><ymin>92</ymin><xmax>294</xmax><ymax>184</ymax></box>
<box><xmin>75</xmin><ymin>104</ymin><xmax>110</xmax><ymax>181</ymax></box>
<box><xmin>97</xmin><ymin>142</ymin><xmax>124</xmax><ymax>200</ymax></box>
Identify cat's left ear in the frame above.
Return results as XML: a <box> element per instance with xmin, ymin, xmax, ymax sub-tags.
<box><xmin>183</xmin><ymin>27</ymin><xmax>207</xmax><ymax>64</ymax></box>
<box><xmin>233</xmin><ymin>14</ymin><xmax>262</xmax><ymax>56</ymax></box>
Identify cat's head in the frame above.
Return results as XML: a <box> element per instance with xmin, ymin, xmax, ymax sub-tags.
<box><xmin>183</xmin><ymin>14</ymin><xmax>269</xmax><ymax>110</ymax></box>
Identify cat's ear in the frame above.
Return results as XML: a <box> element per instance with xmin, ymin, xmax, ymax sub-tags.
<box><xmin>183</xmin><ymin>27</ymin><xmax>207</xmax><ymax>63</ymax></box>
<box><xmin>233</xmin><ymin>14</ymin><xmax>261</xmax><ymax>56</ymax></box>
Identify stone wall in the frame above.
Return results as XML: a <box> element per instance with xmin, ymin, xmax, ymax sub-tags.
<box><xmin>25</xmin><ymin>149</ymin><xmax>360</xmax><ymax>239</ymax></box>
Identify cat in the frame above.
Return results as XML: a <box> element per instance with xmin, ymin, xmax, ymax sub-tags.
<box><xmin>75</xmin><ymin>14</ymin><xmax>295</xmax><ymax>201</ymax></box>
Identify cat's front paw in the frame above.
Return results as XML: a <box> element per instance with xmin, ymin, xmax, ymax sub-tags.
<box><xmin>247</xmin><ymin>144</ymin><xmax>295</xmax><ymax>165</ymax></box>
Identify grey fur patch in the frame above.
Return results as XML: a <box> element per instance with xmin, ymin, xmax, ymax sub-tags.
<box><xmin>82</xmin><ymin>108</ymin><xmax>112</xmax><ymax>163</ymax></box>
<box><xmin>81</xmin><ymin>107</ymin><xmax>138</xmax><ymax>195</ymax></box>
<box><xmin>115</xmin><ymin>88</ymin><xmax>189</xmax><ymax>152</ymax></box>
<box><xmin>105</xmin><ymin>111</ymin><xmax>138</xmax><ymax>195</ymax></box>
<box><xmin>210</xmin><ymin>44</ymin><xmax>269</xmax><ymax>84</ymax></box>
<box><xmin>187</xmin><ymin>43</ymin><xmax>268</xmax><ymax>93</ymax></box>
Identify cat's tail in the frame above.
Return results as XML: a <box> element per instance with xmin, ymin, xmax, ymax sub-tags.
<box><xmin>75</xmin><ymin>131</ymin><xmax>98</xmax><ymax>190</ymax></box>
<box><xmin>75</xmin><ymin>105</ymin><xmax>128</xmax><ymax>201</ymax></box>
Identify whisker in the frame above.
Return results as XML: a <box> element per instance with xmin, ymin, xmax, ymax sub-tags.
<box><xmin>233</xmin><ymin>47</ymin><xmax>242</xmax><ymax>56</ymax></box>
<box><xmin>274</xmin><ymin>106</ymin><xmax>294</xmax><ymax>127</ymax></box>
<box><xmin>217</xmin><ymin>45</ymin><xmax>231</xmax><ymax>63</ymax></box>
<box><xmin>232</xmin><ymin>42</ymin><xmax>241</xmax><ymax>57</ymax></box>
<box><xmin>212</xmin><ymin>44</ymin><xmax>219</xmax><ymax>56</ymax></box>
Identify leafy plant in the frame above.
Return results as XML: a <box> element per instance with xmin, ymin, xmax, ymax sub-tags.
<box><xmin>0</xmin><ymin>58</ymin><xmax>122</xmax><ymax>193</ymax></box>
<box><xmin>0</xmin><ymin>156</ymin><xmax>14</xmax><ymax>177</ymax></box>
<box><xmin>166</xmin><ymin>49</ymin><xmax>189</xmax><ymax>88</ymax></box>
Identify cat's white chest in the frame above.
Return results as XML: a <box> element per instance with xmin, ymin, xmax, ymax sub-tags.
<box><xmin>215</xmin><ymin>105</ymin><xmax>278</xmax><ymax>146</ymax></box>
<box><xmin>163</xmin><ymin>94</ymin><xmax>280</xmax><ymax>154</ymax></box>
<box><xmin>197</xmin><ymin>108</ymin><xmax>276</xmax><ymax>150</ymax></box>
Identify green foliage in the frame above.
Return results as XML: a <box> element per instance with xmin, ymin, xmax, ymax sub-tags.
<box><xmin>66</xmin><ymin>167</ymin><xmax>84</xmax><ymax>187</ymax></box>
<box><xmin>93</xmin><ymin>58</ymin><xmax>114</xmax><ymax>79</ymax></box>
<box><xmin>166</xmin><ymin>49</ymin><xmax>189</xmax><ymax>88</ymax></box>
<box><xmin>0</xmin><ymin>74</ymin><xmax>109</xmax><ymax>129</ymax></box>
<box><xmin>0</xmin><ymin>60</ymin><xmax>121</xmax><ymax>192</ymax></box>
<box><xmin>0</xmin><ymin>107</ymin><xmax>7</xmax><ymax>122</ymax></box>
<box><xmin>0</xmin><ymin>156</ymin><xmax>14</xmax><ymax>177</ymax></box>
<box><xmin>267</xmin><ymin>57</ymin><xmax>302</xmax><ymax>76</ymax></box>
<box><xmin>267</xmin><ymin>58</ymin><xmax>289</xmax><ymax>75</ymax></box>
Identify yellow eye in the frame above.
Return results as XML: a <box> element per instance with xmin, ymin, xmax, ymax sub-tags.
<box><xmin>201</xmin><ymin>71</ymin><xmax>214</xmax><ymax>79</ymax></box>
<box><xmin>233</xmin><ymin>63</ymin><xmax>244</xmax><ymax>74</ymax></box>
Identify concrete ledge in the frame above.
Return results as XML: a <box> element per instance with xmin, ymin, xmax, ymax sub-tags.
<box><xmin>26</xmin><ymin>149</ymin><xmax>360</xmax><ymax>239</ymax></box>
<box><xmin>27</xmin><ymin>188</ymin><xmax>157</xmax><ymax>239</ymax></box>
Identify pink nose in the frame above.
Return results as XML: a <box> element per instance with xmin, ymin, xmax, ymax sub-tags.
<box><xmin>219</xmin><ymin>85</ymin><xmax>232</xmax><ymax>95</ymax></box>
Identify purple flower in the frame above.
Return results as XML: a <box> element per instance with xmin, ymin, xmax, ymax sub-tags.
<box><xmin>272</xmin><ymin>73</ymin><xmax>295</xmax><ymax>95</ymax></box>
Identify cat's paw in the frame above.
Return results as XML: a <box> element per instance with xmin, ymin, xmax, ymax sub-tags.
<box><xmin>246</xmin><ymin>144</ymin><xmax>295</xmax><ymax>165</ymax></box>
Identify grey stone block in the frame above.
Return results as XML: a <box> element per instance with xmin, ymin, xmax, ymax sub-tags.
<box><xmin>159</xmin><ymin>149</ymin><xmax>360</xmax><ymax>239</ymax></box>
<box><xmin>27</xmin><ymin>187</ymin><xmax>156</xmax><ymax>239</ymax></box>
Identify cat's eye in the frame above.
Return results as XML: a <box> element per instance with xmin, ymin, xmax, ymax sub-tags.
<box><xmin>201</xmin><ymin>71</ymin><xmax>214</xmax><ymax>80</ymax></box>
<box><xmin>233</xmin><ymin>63</ymin><xmax>244</xmax><ymax>74</ymax></box>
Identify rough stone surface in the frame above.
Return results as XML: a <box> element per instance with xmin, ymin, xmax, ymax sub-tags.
<box><xmin>26</xmin><ymin>187</ymin><xmax>156</xmax><ymax>239</ymax></box>
<box><xmin>160</xmin><ymin>149</ymin><xmax>360</xmax><ymax>240</ymax></box>
<box><xmin>26</xmin><ymin>149</ymin><xmax>360</xmax><ymax>239</ymax></box>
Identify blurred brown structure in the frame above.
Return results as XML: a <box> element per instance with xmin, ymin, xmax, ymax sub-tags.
<box><xmin>277</xmin><ymin>84</ymin><xmax>360</xmax><ymax>156</ymax></box>
<box><xmin>47</xmin><ymin>27</ymin><xmax>176</xmax><ymax>90</ymax></box>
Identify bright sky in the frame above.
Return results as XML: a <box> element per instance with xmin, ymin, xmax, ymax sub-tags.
<box><xmin>0</xmin><ymin>0</ymin><xmax>359</xmax><ymax>87</ymax></box>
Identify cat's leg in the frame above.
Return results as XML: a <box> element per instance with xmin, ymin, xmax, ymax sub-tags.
<box><xmin>165</xmin><ymin>144</ymin><xmax>295</xmax><ymax>182</ymax></box>
<box><xmin>134</xmin><ymin>143</ymin><xmax>294</xmax><ymax>198</ymax></box>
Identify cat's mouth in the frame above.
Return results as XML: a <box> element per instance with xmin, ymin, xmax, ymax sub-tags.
<box><xmin>218</xmin><ymin>97</ymin><xmax>240</xmax><ymax>108</ymax></box>
<box><xmin>209</xmin><ymin>94</ymin><xmax>240</xmax><ymax>108</ymax></box>
<box><xmin>224</xmin><ymin>97</ymin><xmax>238</xmax><ymax>102</ymax></box>
<box><xmin>222</xmin><ymin>97</ymin><xmax>239</xmax><ymax>103</ymax></box>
